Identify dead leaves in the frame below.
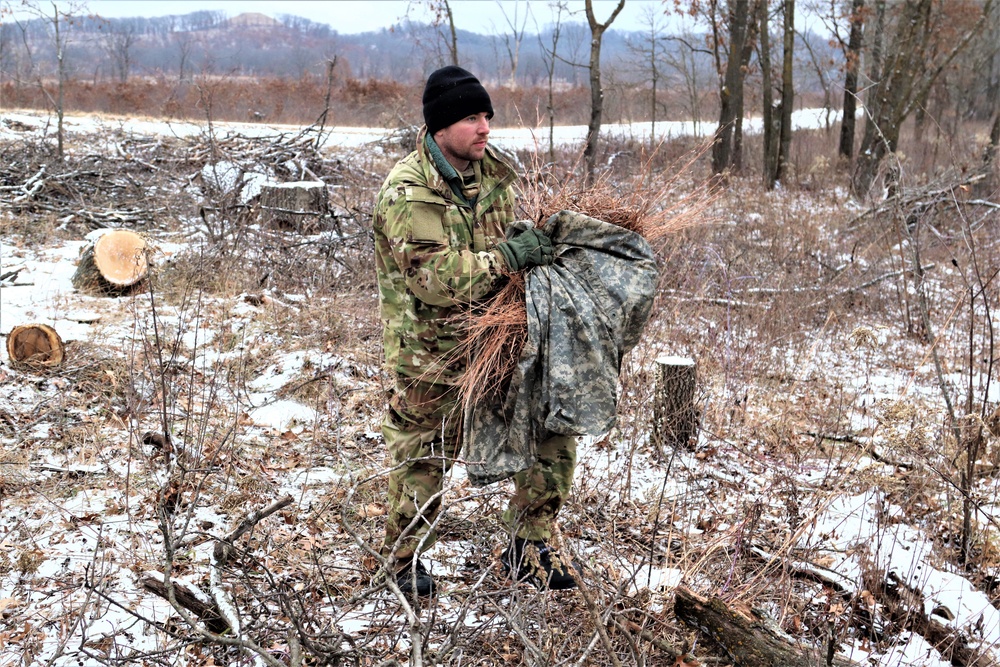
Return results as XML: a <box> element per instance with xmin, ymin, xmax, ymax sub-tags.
<box><xmin>673</xmin><ymin>655</ymin><xmax>701</xmax><ymax>667</ymax></box>
<box><xmin>356</xmin><ymin>503</ymin><xmax>386</xmax><ymax>518</ymax></box>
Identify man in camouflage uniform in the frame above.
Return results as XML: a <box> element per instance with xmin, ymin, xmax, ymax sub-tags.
<box><xmin>372</xmin><ymin>66</ymin><xmax>578</xmax><ymax>596</ymax></box>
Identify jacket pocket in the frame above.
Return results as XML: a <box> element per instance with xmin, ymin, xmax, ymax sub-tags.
<box><xmin>405</xmin><ymin>186</ymin><xmax>449</xmax><ymax>243</ymax></box>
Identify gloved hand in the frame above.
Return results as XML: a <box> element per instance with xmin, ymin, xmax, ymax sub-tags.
<box><xmin>496</xmin><ymin>228</ymin><xmax>554</xmax><ymax>271</ymax></box>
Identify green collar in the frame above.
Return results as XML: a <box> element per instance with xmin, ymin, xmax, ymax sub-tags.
<box><xmin>424</xmin><ymin>134</ymin><xmax>477</xmax><ymax>207</ymax></box>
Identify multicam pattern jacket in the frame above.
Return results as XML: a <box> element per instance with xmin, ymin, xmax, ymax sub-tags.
<box><xmin>373</xmin><ymin>127</ymin><xmax>516</xmax><ymax>384</ymax></box>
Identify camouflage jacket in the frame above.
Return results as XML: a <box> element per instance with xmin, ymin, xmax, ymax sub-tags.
<box><xmin>464</xmin><ymin>210</ymin><xmax>659</xmax><ymax>485</ymax></box>
<box><xmin>373</xmin><ymin>127</ymin><xmax>516</xmax><ymax>383</ymax></box>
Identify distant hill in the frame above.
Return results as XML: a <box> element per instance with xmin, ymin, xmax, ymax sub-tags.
<box><xmin>0</xmin><ymin>8</ymin><xmax>837</xmax><ymax>95</ymax></box>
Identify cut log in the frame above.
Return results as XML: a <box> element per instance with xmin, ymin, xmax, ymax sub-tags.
<box><xmin>652</xmin><ymin>356</ymin><xmax>698</xmax><ymax>452</ymax></box>
<box><xmin>72</xmin><ymin>229</ymin><xmax>149</xmax><ymax>293</ymax></box>
<box><xmin>258</xmin><ymin>180</ymin><xmax>328</xmax><ymax>230</ymax></box>
<box><xmin>6</xmin><ymin>323</ymin><xmax>65</xmax><ymax>369</ymax></box>
<box><xmin>674</xmin><ymin>587</ymin><xmax>861</xmax><ymax>667</ymax></box>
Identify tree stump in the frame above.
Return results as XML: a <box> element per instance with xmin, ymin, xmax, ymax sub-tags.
<box><xmin>258</xmin><ymin>180</ymin><xmax>328</xmax><ymax>230</ymax></box>
<box><xmin>6</xmin><ymin>323</ymin><xmax>65</xmax><ymax>369</ymax></box>
<box><xmin>651</xmin><ymin>355</ymin><xmax>698</xmax><ymax>452</ymax></box>
<box><xmin>72</xmin><ymin>229</ymin><xmax>149</xmax><ymax>294</ymax></box>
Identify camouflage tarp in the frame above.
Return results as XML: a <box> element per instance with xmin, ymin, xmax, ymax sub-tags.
<box><xmin>464</xmin><ymin>210</ymin><xmax>659</xmax><ymax>486</ymax></box>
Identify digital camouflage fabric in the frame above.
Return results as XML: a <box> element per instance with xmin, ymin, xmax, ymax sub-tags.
<box><xmin>373</xmin><ymin>127</ymin><xmax>516</xmax><ymax>384</ymax></box>
<box><xmin>464</xmin><ymin>210</ymin><xmax>660</xmax><ymax>486</ymax></box>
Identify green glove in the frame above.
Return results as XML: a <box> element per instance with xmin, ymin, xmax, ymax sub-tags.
<box><xmin>496</xmin><ymin>228</ymin><xmax>554</xmax><ymax>271</ymax></box>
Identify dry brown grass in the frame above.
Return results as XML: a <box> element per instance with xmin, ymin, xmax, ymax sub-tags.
<box><xmin>454</xmin><ymin>145</ymin><xmax>719</xmax><ymax>412</ymax></box>
<box><xmin>4</xmin><ymin>105</ymin><xmax>1000</xmax><ymax>666</ymax></box>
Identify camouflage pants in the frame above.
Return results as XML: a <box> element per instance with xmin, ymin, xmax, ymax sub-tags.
<box><xmin>382</xmin><ymin>375</ymin><xmax>577</xmax><ymax>561</ymax></box>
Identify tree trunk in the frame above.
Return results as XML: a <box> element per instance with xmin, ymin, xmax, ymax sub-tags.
<box><xmin>979</xmin><ymin>111</ymin><xmax>1000</xmax><ymax>196</ymax></box>
<box><xmin>838</xmin><ymin>0</ymin><xmax>865</xmax><ymax>159</ymax></box>
<box><xmin>732</xmin><ymin>6</ymin><xmax>758</xmax><ymax>174</ymax></box>
<box><xmin>775</xmin><ymin>0</ymin><xmax>795</xmax><ymax>183</ymax></box>
<box><xmin>712</xmin><ymin>0</ymin><xmax>752</xmax><ymax>175</ymax></box>
<box><xmin>986</xmin><ymin>112</ymin><xmax>1000</xmax><ymax>167</ymax></box>
<box><xmin>584</xmin><ymin>0</ymin><xmax>625</xmax><ymax>185</ymax></box>
<box><xmin>650</xmin><ymin>42</ymin><xmax>658</xmax><ymax>145</ymax></box>
<box><xmin>853</xmin><ymin>0</ymin><xmax>992</xmax><ymax>197</ymax></box>
<box><xmin>674</xmin><ymin>587</ymin><xmax>862</xmax><ymax>667</ymax></box>
<box><xmin>54</xmin><ymin>7</ymin><xmax>65</xmax><ymax>161</ymax></box>
<box><xmin>543</xmin><ymin>5</ymin><xmax>564</xmax><ymax>164</ymax></box>
<box><xmin>72</xmin><ymin>229</ymin><xmax>150</xmax><ymax>294</ymax></box>
<box><xmin>854</xmin><ymin>0</ymin><xmax>925</xmax><ymax>197</ymax></box>
<box><xmin>761</xmin><ymin>0</ymin><xmax>778</xmax><ymax>188</ymax></box>
<box><xmin>434</xmin><ymin>0</ymin><xmax>458</xmax><ymax>67</ymax></box>
<box><xmin>652</xmin><ymin>356</ymin><xmax>698</xmax><ymax>452</ymax></box>
<box><xmin>443</xmin><ymin>0</ymin><xmax>458</xmax><ymax>65</ymax></box>
<box><xmin>6</xmin><ymin>323</ymin><xmax>65</xmax><ymax>369</ymax></box>
<box><xmin>863</xmin><ymin>0</ymin><xmax>887</xmax><ymax>113</ymax></box>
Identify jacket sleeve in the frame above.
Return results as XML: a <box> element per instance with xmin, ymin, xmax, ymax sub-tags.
<box><xmin>378</xmin><ymin>182</ymin><xmax>510</xmax><ymax>308</ymax></box>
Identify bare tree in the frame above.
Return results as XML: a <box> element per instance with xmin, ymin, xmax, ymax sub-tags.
<box><xmin>984</xmin><ymin>2</ymin><xmax>1000</xmax><ymax>192</ymax></box>
<box><xmin>101</xmin><ymin>18</ymin><xmax>138</xmax><ymax>83</ymax></box>
<box><xmin>626</xmin><ymin>5</ymin><xmax>670</xmax><ymax>146</ymax></box>
<box><xmin>406</xmin><ymin>0</ymin><xmax>458</xmax><ymax>68</ymax></box>
<box><xmin>796</xmin><ymin>28</ymin><xmax>835</xmax><ymax>131</ymax></box>
<box><xmin>731</xmin><ymin>1</ymin><xmax>761</xmax><ymax>172</ymax></box>
<box><xmin>775</xmin><ymin>0</ymin><xmax>794</xmax><ymax>183</ymax></box>
<box><xmin>711</xmin><ymin>0</ymin><xmax>756</xmax><ymax>175</ymax></box>
<box><xmin>537</xmin><ymin>1</ymin><xmax>568</xmax><ymax>163</ymax></box>
<box><xmin>15</xmin><ymin>0</ymin><xmax>87</xmax><ymax>160</ymax></box>
<box><xmin>174</xmin><ymin>32</ymin><xmax>194</xmax><ymax>84</ymax></box>
<box><xmin>494</xmin><ymin>0</ymin><xmax>531</xmax><ymax>89</ymax></box>
<box><xmin>852</xmin><ymin>0</ymin><xmax>995</xmax><ymax>197</ymax></box>
<box><xmin>440</xmin><ymin>0</ymin><xmax>458</xmax><ymax>65</ymax></box>
<box><xmin>761</xmin><ymin>0</ymin><xmax>778</xmax><ymax>187</ymax></box>
<box><xmin>583</xmin><ymin>0</ymin><xmax>625</xmax><ymax>184</ymax></box>
<box><xmin>664</xmin><ymin>32</ymin><xmax>711</xmax><ymax>138</ymax></box>
<box><xmin>838</xmin><ymin>0</ymin><xmax>866</xmax><ymax>159</ymax></box>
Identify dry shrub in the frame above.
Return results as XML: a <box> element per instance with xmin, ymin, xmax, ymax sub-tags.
<box><xmin>455</xmin><ymin>145</ymin><xmax>719</xmax><ymax>411</ymax></box>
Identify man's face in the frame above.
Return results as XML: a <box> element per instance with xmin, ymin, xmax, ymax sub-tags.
<box><xmin>434</xmin><ymin>112</ymin><xmax>491</xmax><ymax>170</ymax></box>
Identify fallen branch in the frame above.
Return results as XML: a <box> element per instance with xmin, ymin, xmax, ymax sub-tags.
<box><xmin>861</xmin><ymin>568</ymin><xmax>994</xmax><ymax>667</ymax></box>
<box><xmin>674</xmin><ymin>587</ymin><xmax>861</xmax><ymax>667</ymax></box>
<box><xmin>140</xmin><ymin>570</ymin><xmax>227</xmax><ymax>634</ymax></box>
<box><xmin>213</xmin><ymin>494</ymin><xmax>295</xmax><ymax>566</ymax></box>
<box><xmin>748</xmin><ymin>547</ymin><xmax>856</xmax><ymax>598</ymax></box>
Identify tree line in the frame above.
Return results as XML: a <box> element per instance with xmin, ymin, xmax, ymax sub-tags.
<box><xmin>1</xmin><ymin>0</ymin><xmax>998</xmax><ymax>196</ymax></box>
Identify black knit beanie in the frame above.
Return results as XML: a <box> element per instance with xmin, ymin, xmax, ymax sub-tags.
<box><xmin>422</xmin><ymin>66</ymin><xmax>494</xmax><ymax>135</ymax></box>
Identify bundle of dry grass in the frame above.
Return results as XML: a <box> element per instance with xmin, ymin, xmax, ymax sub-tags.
<box><xmin>455</xmin><ymin>146</ymin><xmax>719</xmax><ymax>413</ymax></box>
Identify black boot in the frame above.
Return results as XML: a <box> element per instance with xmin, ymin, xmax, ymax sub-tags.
<box><xmin>502</xmin><ymin>537</ymin><xmax>580</xmax><ymax>590</ymax></box>
<box><xmin>395</xmin><ymin>558</ymin><xmax>436</xmax><ymax>596</ymax></box>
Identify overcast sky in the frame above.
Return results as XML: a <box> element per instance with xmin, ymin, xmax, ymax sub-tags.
<box><xmin>80</xmin><ymin>1</ymin><xmax>678</xmax><ymax>34</ymax></box>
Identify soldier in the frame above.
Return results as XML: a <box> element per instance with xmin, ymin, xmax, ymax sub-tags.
<box><xmin>372</xmin><ymin>66</ymin><xmax>579</xmax><ymax>596</ymax></box>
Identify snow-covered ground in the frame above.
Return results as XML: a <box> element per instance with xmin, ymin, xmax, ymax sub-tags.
<box><xmin>2</xmin><ymin>108</ymin><xmax>998</xmax><ymax>667</ymax></box>
<box><xmin>1</xmin><ymin>106</ymin><xmax>841</xmax><ymax>153</ymax></box>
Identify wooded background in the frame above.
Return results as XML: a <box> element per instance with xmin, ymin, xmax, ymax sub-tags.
<box><xmin>3</xmin><ymin>0</ymin><xmax>997</xmax><ymax>196</ymax></box>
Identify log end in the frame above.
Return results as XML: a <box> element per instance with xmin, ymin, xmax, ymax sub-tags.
<box><xmin>6</xmin><ymin>323</ymin><xmax>65</xmax><ymax>369</ymax></box>
<box><xmin>92</xmin><ymin>229</ymin><xmax>149</xmax><ymax>288</ymax></box>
